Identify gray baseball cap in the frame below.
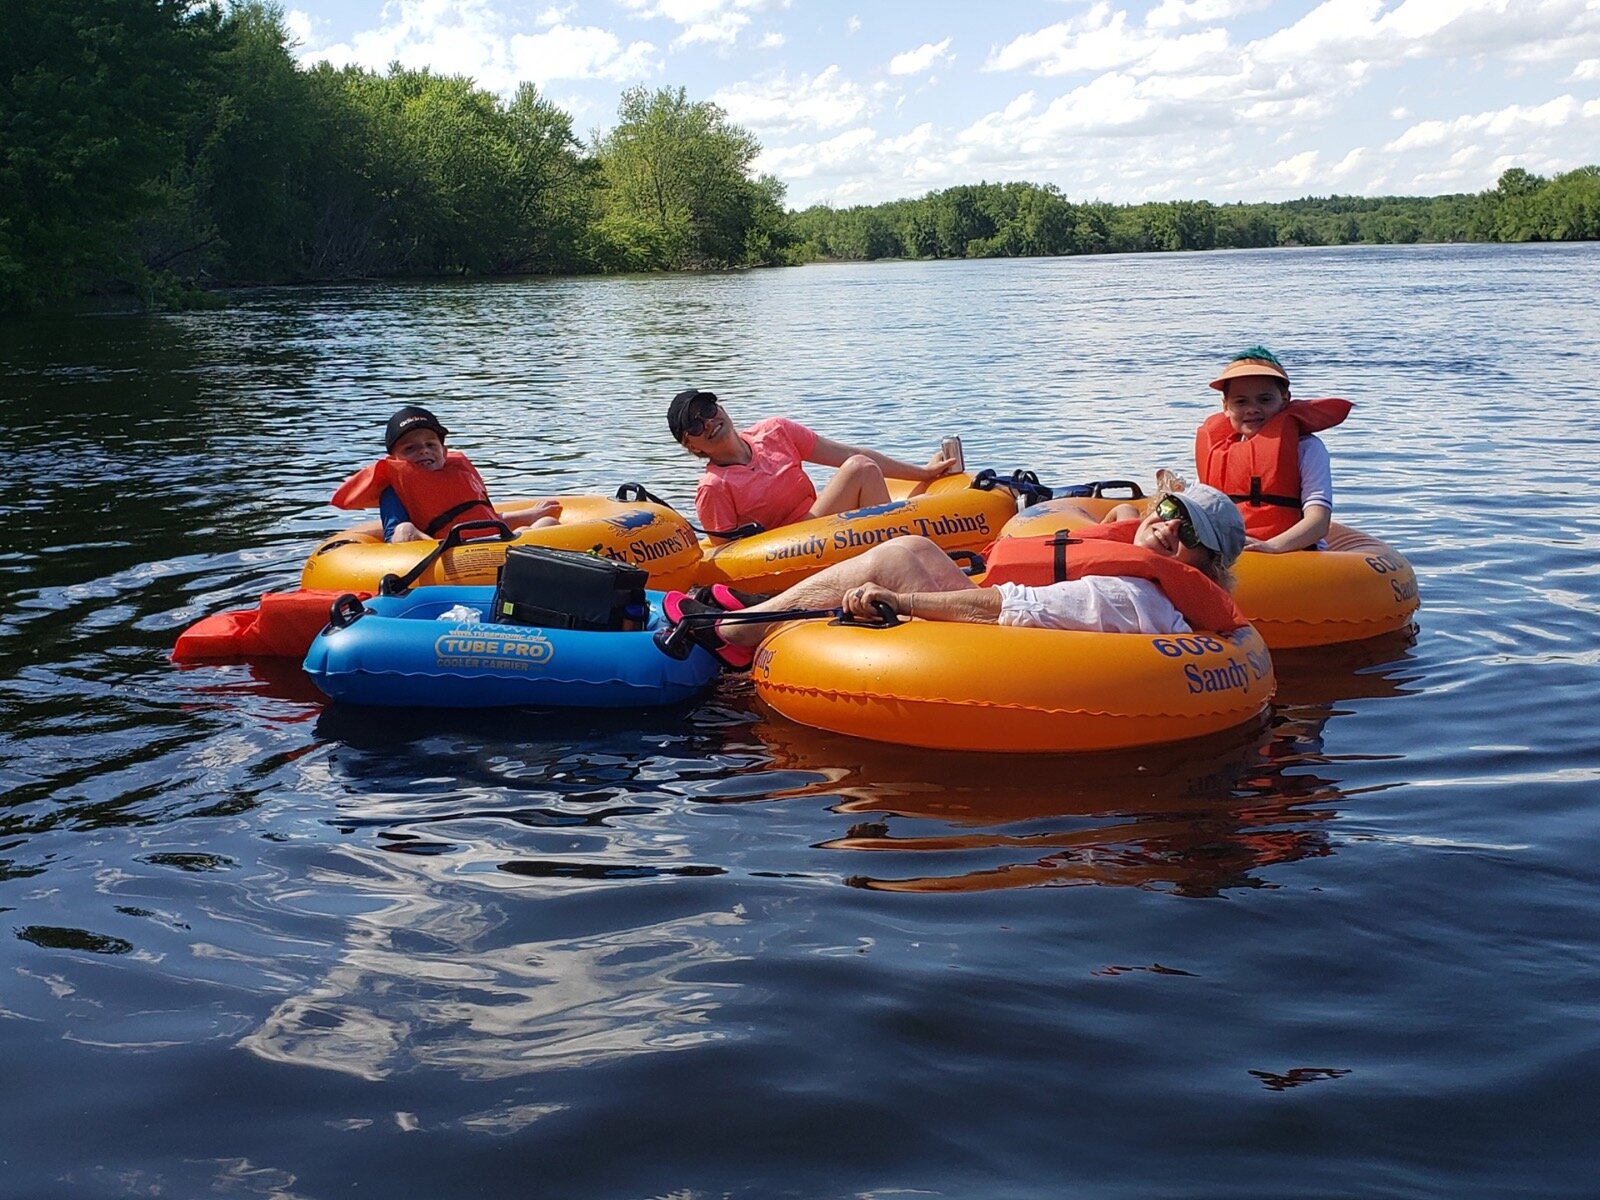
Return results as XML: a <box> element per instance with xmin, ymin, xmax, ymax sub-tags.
<box><xmin>1170</xmin><ymin>483</ymin><xmax>1246</xmax><ymax>566</ymax></box>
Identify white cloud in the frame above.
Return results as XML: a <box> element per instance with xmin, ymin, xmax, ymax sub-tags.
<box><xmin>289</xmin><ymin>0</ymin><xmax>1600</xmax><ymax>208</ymax></box>
<box><xmin>713</xmin><ymin>66</ymin><xmax>876</xmax><ymax>134</ymax></box>
<box><xmin>1330</xmin><ymin>147</ymin><xmax>1368</xmax><ymax>176</ymax></box>
<box><xmin>283</xmin><ymin>8</ymin><xmax>314</xmax><ymax>47</ymax></box>
<box><xmin>509</xmin><ymin>25</ymin><xmax>660</xmax><ymax>83</ymax></box>
<box><xmin>752</xmin><ymin>120</ymin><xmax>995</xmax><ymax>206</ymax></box>
<box><xmin>1253</xmin><ymin>0</ymin><xmax>1600</xmax><ymax>69</ymax></box>
<box><xmin>888</xmin><ymin>37</ymin><xmax>954</xmax><ymax>76</ymax></box>
<box><xmin>1145</xmin><ymin>0</ymin><xmax>1268</xmax><ymax>31</ymax></box>
<box><xmin>295</xmin><ymin>1</ymin><xmax>657</xmax><ymax>91</ymax></box>
<box><xmin>1260</xmin><ymin>149</ymin><xmax>1322</xmax><ymax>188</ymax></box>
<box><xmin>754</xmin><ymin>127</ymin><xmax>879</xmax><ymax>181</ymax></box>
<box><xmin>986</xmin><ymin>4</ymin><xmax>1235</xmax><ymax>79</ymax></box>
<box><xmin>1385</xmin><ymin>94</ymin><xmax>1597</xmax><ymax>151</ymax></box>
<box><xmin>677</xmin><ymin>14</ymin><xmax>749</xmax><ymax>46</ymax></box>
<box><xmin>881</xmin><ymin>122</ymin><xmax>936</xmax><ymax>155</ymax></box>
<box><xmin>986</xmin><ymin>5</ymin><xmax>1142</xmax><ymax>76</ymax></box>
<box><xmin>617</xmin><ymin>0</ymin><xmax>787</xmax><ymax>47</ymax></box>
<box><xmin>300</xmin><ymin>0</ymin><xmax>509</xmax><ymax>84</ymax></box>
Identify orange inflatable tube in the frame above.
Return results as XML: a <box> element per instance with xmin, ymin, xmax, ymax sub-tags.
<box><xmin>751</xmin><ymin>617</ymin><xmax>1275</xmax><ymax>753</ymax></box>
<box><xmin>300</xmin><ymin>494</ymin><xmax>702</xmax><ymax>594</ymax></box>
<box><xmin>995</xmin><ymin>496</ymin><xmax>1419</xmax><ymax>649</ymax></box>
<box><xmin>693</xmin><ymin>474</ymin><xmax>1017</xmax><ymax>595</ymax></box>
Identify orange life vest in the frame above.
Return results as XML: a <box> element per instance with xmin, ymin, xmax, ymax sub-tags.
<box><xmin>331</xmin><ymin>451</ymin><xmax>498</xmax><ymax>538</ymax></box>
<box><xmin>1194</xmin><ymin>397</ymin><xmax>1351</xmax><ymax>540</ymax></box>
<box><xmin>983</xmin><ymin>521</ymin><xmax>1248</xmax><ymax>633</ymax></box>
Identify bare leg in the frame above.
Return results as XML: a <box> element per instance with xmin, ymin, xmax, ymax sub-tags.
<box><xmin>719</xmin><ymin>536</ymin><xmax>974</xmax><ymax>647</ymax></box>
<box><xmin>502</xmin><ymin>500</ymin><xmax>562</xmax><ymax>531</ymax></box>
<box><xmin>809</xmin><ymin>455</ymin><xmax>891</xmax><ymax>517</ymax></box>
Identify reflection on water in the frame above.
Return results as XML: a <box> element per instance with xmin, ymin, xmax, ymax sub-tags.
<box><xmin>756</xmin><ymin>629</ymin><xmax>1421</xmax><ymax>897</ymax></box>
<box><xmin>240</xmin><ymin>844</ymin><xmax>742</xmax><ymax>1084</ymax></box>
<box><xmin>224</xmin><ymin>634</ymin><xmax>1419</xmax><ymax>1099</ymax></box>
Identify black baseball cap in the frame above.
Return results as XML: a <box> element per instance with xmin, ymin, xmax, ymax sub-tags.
<box><xmin>385</xmin><ymin>406</ymin><xmax>449</xmax><ymax>451</ymax></box>
<box><xmin>667</xmin><ymin>389</ymin><xmax>718</xmax><ymax>442</ymax></box>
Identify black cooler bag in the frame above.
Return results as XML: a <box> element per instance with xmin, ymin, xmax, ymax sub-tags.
<box><xmin>491</xmin><ymin>546</ymin><xmax>649</xmax><ymax>631</ymax></box>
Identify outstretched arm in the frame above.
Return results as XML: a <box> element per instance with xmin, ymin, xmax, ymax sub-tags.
<box><xmin>808</xmin><ymin>433</ymin><xmax>957</xmax><ymax>481</ymax></box>
<box><xmin>848</xmin><ymin>582</ymin><xmax>1001</xmax><ymax>624</ymax></box>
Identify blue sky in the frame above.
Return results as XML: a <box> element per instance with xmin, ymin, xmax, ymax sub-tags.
<box><xmin>284</xmin><ymin>0</ymin><xmax>1600</xmax><ymax>209</ymax></box>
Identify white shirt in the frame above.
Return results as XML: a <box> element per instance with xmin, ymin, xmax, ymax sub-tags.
<box><xmin>996</xmin><ymin>578</ymin><xmax>1194</xmax><ymax>634</ymax></box>
<box><xmin>1299</xmin><ymin>434</ymin><xmax>1333</xmax><ymax>513</ymax></box>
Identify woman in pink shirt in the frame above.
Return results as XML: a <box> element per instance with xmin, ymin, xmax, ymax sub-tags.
<box><xmin>667</xmin><ymin>389</ymin><xmax>959</xmax><ymax>541</ymax></box>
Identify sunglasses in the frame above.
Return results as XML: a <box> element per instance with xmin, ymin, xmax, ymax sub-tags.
<box><xmin>681</xmin><ymin>397</ymin><xmax>719</xmax><ymax>438</ymax></box>
<box><xmin>1154</xmin><ymin>495</ymin><xmax>1205</xmax><ymax>551</ymax></box>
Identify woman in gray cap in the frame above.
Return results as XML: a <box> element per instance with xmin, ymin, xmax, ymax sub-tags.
<box><xmin>662</xmin><ymin>483</ymin><xmax>1248</xmax><ymax>669</ymax></box>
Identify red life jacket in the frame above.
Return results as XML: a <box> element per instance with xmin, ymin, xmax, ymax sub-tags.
<box><xmin>331</xmin><ymin>451</ymin><xmax>498</xmax><ymax>538</ymax></box>
<box><xmin>983</xmin><ymin>521</ymin><xmax>1248</xmax><ymax>633</ymax></box>
<box><xmin>1194</xmin><ymin>397</ymin><xmax>1350</xmax><ymax>540</ymax></box>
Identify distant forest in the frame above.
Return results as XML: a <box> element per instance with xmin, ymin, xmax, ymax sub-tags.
<box><xmin>3</xmin><ymin>0</ymin><xmax>1597</xmax><ymax>316</ymax></box>
<box><xmin>790</xmin><ymin>168</ymin><xmax>1600</xmax><ymax>261</ymax></box>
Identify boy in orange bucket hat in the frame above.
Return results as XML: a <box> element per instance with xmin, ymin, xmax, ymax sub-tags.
<box><xmin>1194</xmin><ymin>346</ymin><xmax>1351</xmax><ymax>553</ymax></box>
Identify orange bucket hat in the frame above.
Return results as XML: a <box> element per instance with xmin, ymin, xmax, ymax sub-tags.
<box><xmin>1209</xmin><ymin>346</ymin><xmax>1290</xmax><ymax>392</ymax></box>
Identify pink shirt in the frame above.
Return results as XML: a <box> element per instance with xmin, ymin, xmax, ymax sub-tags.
<box><xmin>695</xmin><ymin>417</ymin><xmax>819</xmax><ymax>534</ymax></box>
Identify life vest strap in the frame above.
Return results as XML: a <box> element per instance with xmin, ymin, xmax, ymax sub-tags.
<box><xmin>423</xmin><ymin>498</ymin><xmax>497</xmax><ymax>536</ymax></box>
<box><xmin>1050</xmin><ymin>532</ymin><xmax>1076</xmax><ymax>582</ymax></box>
<box><xmin>1230</xmin><ymin>479</ymin><xmax>1301</xmax><ymax>510</ymax></box>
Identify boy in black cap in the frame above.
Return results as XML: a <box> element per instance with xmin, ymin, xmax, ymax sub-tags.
<box><xmin>332</xmin><ymin>406</ymin><xmax>561</xmax><ymax>542</ymax></box>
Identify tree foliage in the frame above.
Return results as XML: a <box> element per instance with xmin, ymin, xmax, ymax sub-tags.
<box><xmin>1</xmin><ymin>0</ymin><xmax>1595</xmax><ymax>315</ymax></box>
<box><xmin>0</xmin><ymin>0</ymin><xmax>223</xmax><ymax>308</ymax></box>
<box><xmin>0</xmin><ymin>4</ymin><xmax>780</xmax><ymax>311</ymax></box>
<box><xmin>790</xmin><ymin>171</ymin><xmax>1600</xmax><ymax>264</ymax></box>
<box><xmin>592</xmin><ymin>86</ymin><xmax>791</xmax><ymax>270</ymax></box>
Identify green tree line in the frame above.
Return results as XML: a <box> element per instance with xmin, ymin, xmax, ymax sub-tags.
<box><xmin>789</xmin><ymin>168</ymin><xmax>1600</xmax><ymax>262</ymax></box>
<box><xmin>3</xmin><ymin>0</ymin><xmax>1596</xmax><ymax>315</ymax></box>
<box><xmin>0</xmin><ymin>0</ymin><xmax>792</xmax><ymax>312</ymax></box>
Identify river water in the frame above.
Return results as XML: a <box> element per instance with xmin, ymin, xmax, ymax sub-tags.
<box><xmin>2</xmin><ymin>243</ymin><xmax>1597</xmax><ymax>1198</ymax></box>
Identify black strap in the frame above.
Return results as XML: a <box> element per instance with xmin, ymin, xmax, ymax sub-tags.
<box><xmin>686</xmin><ymin>603</ymin><xmax>900</xmax><ymax>630</ymax></box>
<box><xmin>1054</xmin><ymin>479</ymin><xmax>1146</xmax><ymax>500</ymax></box>
<box><xmin>1049</xmin><ymin>532</ymin><xmax>1081</xmax><ymax>583</ymax></box>
<box><xmin>377</xmin><ymin>519</ymin><xmax>514</xmax><ymax>596</ymax></box>
<box><xmin>327</xmin><ymin>593</ymin><xmax>367</xmax><ymax>629</ymax></box>
<box><xmin>1230</xmin><ymin>479</ymin><xmax>1301</xmax><ymax>509</ymax></box>
<box><xmin>613</xmin><ymin>481</ymin><xmax>763</xmax><ymax>540</ymax></box>
<box><xmin>614</xmin><ymin>481</ymin><xmax>672</xmax><ymax>506</ymax></box>
<box><xmin>423</xmin><ymin>498</ymin><xmax>498</xmax><ymax>537</ymax></box>
<box><xmin>972</xmin><ymin>468</ymin><xmax>1056</xmax><ymax>507</ymax></box>
<box><xmin>653</xmin><ymin>600</ymin><xmax>900</xmax><ymax>661</ymax></box>
<box><xmin>313</xmin><ymin>537</ymin><xmax>362</xmax><ymax>557</ymax></box>
<box><xmin>947</xmin><ymin>549</ymin><xmax>986</xmax><ymax>576</ymax></box>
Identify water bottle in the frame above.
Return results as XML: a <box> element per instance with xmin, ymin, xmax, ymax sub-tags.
<box><xmin>437</xmin><ymin>603</ymin><xmax>483</xmax><ymax>624</ymax></box>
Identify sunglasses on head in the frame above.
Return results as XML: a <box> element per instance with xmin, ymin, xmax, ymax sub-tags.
<box><xmin>1154</xmin><ymin>495</ymin><xmax>1205</xmax><ymax>551</ymax></box>
<box><xmin>681</xmin><ymin>396</ymin><xmax>719</xmax><ymax>438</ymax></box>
